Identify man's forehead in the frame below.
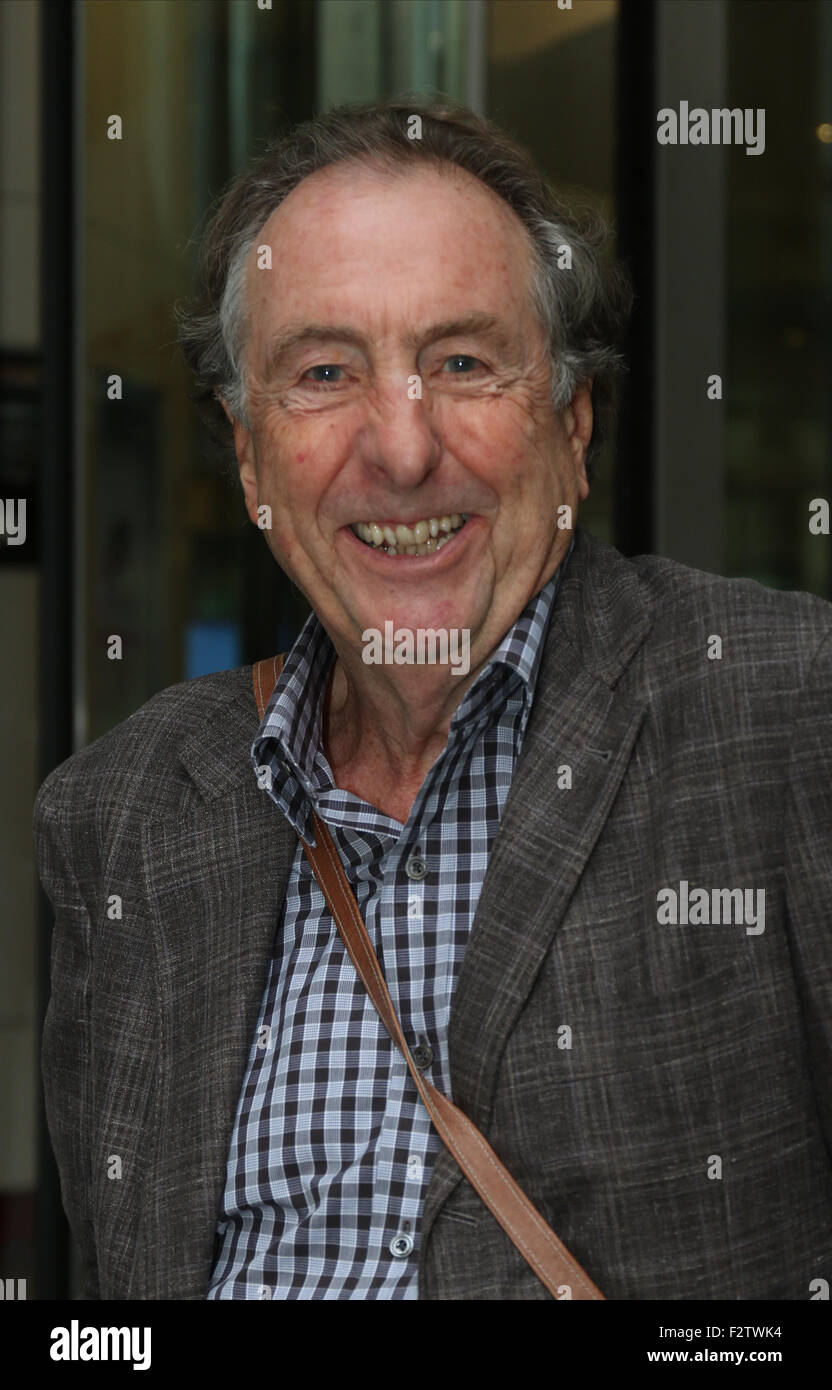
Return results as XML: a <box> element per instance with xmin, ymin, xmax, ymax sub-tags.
<box><xmin>253</xmin><ymin>158</ymin><xmax>533</xmax><ymax>278</ymax></box>
<box><xmin>247</xmin><ymin>163</ymin><xmax>537</xmax><ymax>352</ymax></box>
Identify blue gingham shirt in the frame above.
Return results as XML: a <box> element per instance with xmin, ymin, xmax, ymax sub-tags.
<box><xmin>206</xmin><ymin>544</ymin><xmax>572</xmax><ymax>1300</ymax></box>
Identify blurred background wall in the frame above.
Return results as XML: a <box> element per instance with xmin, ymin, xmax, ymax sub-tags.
<box><xmin>1</xmin><ymin>0</ymin><xmax>830</xmax><ymax>1297</ymax></box>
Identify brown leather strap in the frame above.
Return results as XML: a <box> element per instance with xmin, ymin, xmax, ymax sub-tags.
<box><xmin>252</xmin><ymin>655</ymin><xmax>605</xmax><ymax>1302</ymax></box>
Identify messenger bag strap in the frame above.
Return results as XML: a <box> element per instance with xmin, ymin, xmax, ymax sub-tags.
<box><xmin>252</xmin><ymin>654</ymin><xmax>605</xmax><ymax>1302</ymax></box>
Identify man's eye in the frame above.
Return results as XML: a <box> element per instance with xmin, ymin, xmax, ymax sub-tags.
<box><xmin>299</xmin><ymin>357</ymin><xmax>484</xmax><ymax>387</ymax></box>
<box><xmin>442</xmin><ymin>354</ymin><xmax>484</xmax><ymax>374</ymax></box>
<box><xmin>301</xmin><ymin>364</ymin><xmax>344</xmax><ymax>386</ymax></box>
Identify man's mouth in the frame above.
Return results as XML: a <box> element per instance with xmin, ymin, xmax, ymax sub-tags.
<box><xmin>350</xmin><ymin>513</ymin><xmax>469</xmax><ymax>557</ymax></box>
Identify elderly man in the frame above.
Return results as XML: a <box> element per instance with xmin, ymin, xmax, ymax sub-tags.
<box><xmin>36</xmin><ymin>99</ymin><xmax>832</xmax><ymax>1301</ymax></box>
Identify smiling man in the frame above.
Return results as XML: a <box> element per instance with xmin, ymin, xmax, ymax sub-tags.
<box><xmin>35</xmin><ymin>98</ymin><xmax>832</xmax><ymax>1301</ymax></box>
<box><xmin>226</xmin><ymin>153</ymin><xmax>592</xmax><ymax>826</ymax></box>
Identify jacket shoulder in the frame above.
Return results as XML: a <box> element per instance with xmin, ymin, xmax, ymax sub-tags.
<box><xmin>570</xmin><ymin>531</ymin><xmax>832</xmax><ymax>708</ymax></box>
<box><xmin>627</xmin><ymin>547</ymin><xmax>832</xmax><ymax>674</ymax></box>
<box><xmin>33</xmin><ymin>664</ymin><xmax>258</xmax><ymax>837</ymax></box>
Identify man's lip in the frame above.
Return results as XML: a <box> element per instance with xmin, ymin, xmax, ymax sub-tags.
<box><xmin>339</xmin><ymin>515</ymin><xmax>479</xmax><ymax>565</ymax></box>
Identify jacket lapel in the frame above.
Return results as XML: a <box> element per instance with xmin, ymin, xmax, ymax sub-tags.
<box><xmin>422</xmin><ymin>529</ymin><xmax>653</xmax><ymax>1238</ymax></box>
<box><xmin>140</xmin><ymin>676</ymin><xmax>296</xmax><ymax>1298</ymax></box>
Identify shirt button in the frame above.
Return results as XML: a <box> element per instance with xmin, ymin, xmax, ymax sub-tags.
<box><xmin>389</xmin><ymin>1232</ymin><xmax>414</xmax><ymax>1258</ymax></box>
<box><xmin>411</xmin><ymin>1037</ymin><xmax>433</xmax><ymax>1071</ymax></box>
<box><xmin>405</xmin><ymin>855</ymin><xmax>428</xmax><ymax>879</ymax></box>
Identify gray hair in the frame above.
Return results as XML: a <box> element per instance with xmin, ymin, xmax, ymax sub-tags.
<box><xmin>175</xmin><ymin>95</ymin><xmax>633</xmax><ymax>480</ymax></box>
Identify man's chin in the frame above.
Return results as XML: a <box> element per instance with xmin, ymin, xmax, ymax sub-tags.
<box><xmin>328</xmin><ymin>600</ymin><xmax>479</xmax><ymax>677</ymax></box>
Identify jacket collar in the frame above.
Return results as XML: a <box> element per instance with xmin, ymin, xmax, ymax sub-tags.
<box><xmin>175</xmin><ymin>528</ymin><xmax>642</xmax><ymax>799</ymax></box>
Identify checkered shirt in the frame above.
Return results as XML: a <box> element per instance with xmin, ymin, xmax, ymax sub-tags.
<box><xmin>206</xmin><ymin>545</ymin><xmax>572</xmax><ymax>1299</ymax></box>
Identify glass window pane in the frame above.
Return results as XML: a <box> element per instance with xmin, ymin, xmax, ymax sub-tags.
<box><xmin>725</xmin><ymin>0</ymin><xmax>832</xmax><ymax>597</ymax></box>
<box><xmin>487</xmin><ymin>0</ymin><xmax>620</xmax><ymax>543</ymax></box>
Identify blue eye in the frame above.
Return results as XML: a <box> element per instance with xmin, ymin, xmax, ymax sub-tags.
<box><xmin>444</xmin><ymin>355</ymin><xmax>482</xmax><ymax>373</ymax></box>
<box><xmin>303</xmin><ymin>364</ymin><xmax>344</xmax><ymax>386</ymax></box>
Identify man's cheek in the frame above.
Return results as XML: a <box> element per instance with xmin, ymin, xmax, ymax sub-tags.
<box><xmin>254</xmin><ymin>489</ymin><xmax>295</xmax><ymax>563</ymax></box>
<box><xmin>271</xmin><ymin>512</ymin><xmax>304</xmax><ymax>566</ymax></box>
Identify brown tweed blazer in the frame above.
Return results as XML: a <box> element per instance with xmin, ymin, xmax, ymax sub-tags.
<box><xmin>34</xmin><ymin>527</ymin><xmax>832</xmax><ymax>1299</ymax></box>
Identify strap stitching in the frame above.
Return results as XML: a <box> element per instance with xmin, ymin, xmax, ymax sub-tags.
<box><xmin>254</xmin><ymin>656</ymin><xmax>279</xmax><ymax>721</ymax></box>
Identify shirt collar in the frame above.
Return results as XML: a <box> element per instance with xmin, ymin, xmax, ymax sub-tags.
<box><xmin>252</xmin><ymin>533</ymin><xmax>575</xmax><ymax>832</ymax></box>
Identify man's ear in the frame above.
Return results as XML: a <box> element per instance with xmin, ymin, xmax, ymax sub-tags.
<box><xmin>562</xmin><ymin>379</ymin><xmax>594</xmax><ymax>498</ymax></box>
<box><xmin>217</xmin><ymin>393</ymin><xmax>259</xmax><ymax>525</ymax></box>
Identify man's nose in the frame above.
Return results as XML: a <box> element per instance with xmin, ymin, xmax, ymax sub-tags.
<box><xmin>358</xmin><ymin>377</ymin><xmax>441</xmax><ymax>490</ymax></box>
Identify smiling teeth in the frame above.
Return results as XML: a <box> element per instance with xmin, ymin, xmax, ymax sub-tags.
<box><xmin>353</xmin><ymin>513</ymin><xmax>467</xmax><ymax>555</ymax></box>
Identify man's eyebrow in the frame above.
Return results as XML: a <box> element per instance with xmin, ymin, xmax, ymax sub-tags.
<box><xmin>264</xmin><ymin>311</ymin><xmax>508</xmax><ymax>371</ymax></box>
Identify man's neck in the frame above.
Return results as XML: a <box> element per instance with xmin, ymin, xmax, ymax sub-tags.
<box><xmin>322</xmin><ymin>655</ymin><xmax>475</xmax><ymax>824</ymax></box>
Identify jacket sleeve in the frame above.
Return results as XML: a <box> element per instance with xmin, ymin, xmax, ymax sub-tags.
<box><xmin>34</xmin><ymin>782</ymin><xmax>100</xmax><ymax>1300</ymax></box>
<box><xmin>782</xmin><ymin>625</ymin><xmax>832</xmax><ymax>1157</ymax></box>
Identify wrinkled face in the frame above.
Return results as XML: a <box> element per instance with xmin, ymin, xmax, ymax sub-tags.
<box><xmin>229</xmin><ymin>160</ymin><xmax>591</xmax><ymax>668</ymax></box>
